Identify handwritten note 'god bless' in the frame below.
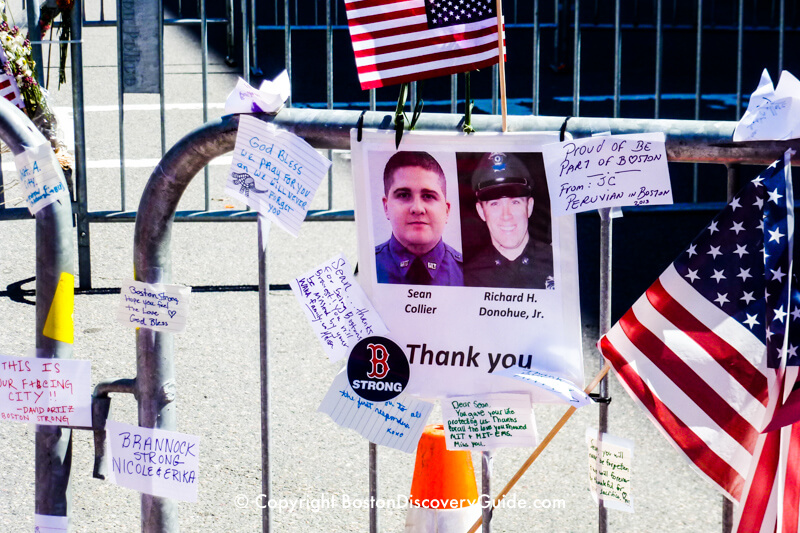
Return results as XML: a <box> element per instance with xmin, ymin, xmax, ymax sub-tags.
<box><xmin>226</xmin><ymin>116</ymin><xmax>331</xmax><ymax>237</ymax></box>
<box><xmin>116</xmin><ymin>280</ymin><xmax>191</xmax><ymax>333</ymax></box>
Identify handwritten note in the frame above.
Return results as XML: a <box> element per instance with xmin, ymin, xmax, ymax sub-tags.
<box><xmin>106</xmin><ymin>420</ymin><xmax>200</xmax><ymax>502</ymax></box>
<box><xmin>587</xmin><ymin>428</ymin><xmax>634</xmax><ymax>513</ymax></box>
<box><xmin>733</xmin><ymin>69</ymin><xmax>800</xmax><ymax>142</ymax></box>
<box><xmin>116</xmin><ymin>280</ymin><xmax>191</xmax><ymax>333</ymax></box>
<box><xmin>14</xmin><ymin>143</ymin><xmax>69</xmax><ymax>215</ymax></box>
<box><xmin>0</xmin><ymin>355</ymin><xmax>92</xmax><ymax>427</ymax></box>
<box><xmin>542</xmin><ymin>132</ymin><xmax>672</xmax><ymax>216</ymax></box>
<box><xmin>318</xmin><ymin>370</ymin><xmax>433</xmax><ymax>453</ymax></box>
<box><xmin>493</xmin><ymin>366</ymin><xmax>593</xmax><ymax>407</ymax></box>
<box><xmin>290</xmin><ymin>254</ymin><xmax>388</xmax><ymax>362</ymax></box>
<box><xmin>226</xmin><ymin>116</ymin><xmax>331</xmax><ymax>236</ymax></box>
<box><xmin>34</xmin><ymin>513</ymin><xmax>68</xmax><ymax>532</ymax></box>
<box><xmin>442</xmin><ymin>393</ymin><xmax>537</xmax><ymax>450</ymax></box>
<box><xmin>224</xmin><ymin>71</ymin><xmax>290</xmax><ymax>114</ymax></box>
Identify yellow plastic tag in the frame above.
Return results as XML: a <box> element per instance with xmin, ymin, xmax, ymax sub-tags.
<box><xmin>43</xmin><ymin>272</ymin><xmax>74</xmax><ymax>344</ymax></box>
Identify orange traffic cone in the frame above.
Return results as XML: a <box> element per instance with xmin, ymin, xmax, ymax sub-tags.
<box><xmin>404</xmin><ymin>424</ymin><xmax>481</xmax><ymax>532</ymax></box>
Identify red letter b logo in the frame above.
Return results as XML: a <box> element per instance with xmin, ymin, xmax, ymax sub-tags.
<box><xmin>366</xmin><ymin>343</ymin><xmax>390</xmax><ymax>379</ymax></box>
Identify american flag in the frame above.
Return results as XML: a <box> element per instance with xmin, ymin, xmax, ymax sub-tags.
<box><xmin>343</xmin><ymin>0</ymin><xmax>504</xmax><ymax>90</ymax></box>
<box><xmin>599</xmin><ymin>153</ymin><xmax>800</xmax><ymax>531</ymax></box>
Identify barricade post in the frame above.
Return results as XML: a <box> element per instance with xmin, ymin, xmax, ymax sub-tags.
<box><xmin>0</xmin><ymin>97</ymin><xmax>75</xmax><ymax>527</ymax></box>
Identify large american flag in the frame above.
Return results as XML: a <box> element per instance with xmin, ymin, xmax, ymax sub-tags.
<box><xmin>599</xmin><ymin>154</ymin><xmax>800</xmax><ymax>531</ymax></box>
<box><xmin>343</xmin><ymin>0</ymin><xmax>504</xmax><ymax>90</ymax></box>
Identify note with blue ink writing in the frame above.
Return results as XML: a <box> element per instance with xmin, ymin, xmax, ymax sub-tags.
<box><xmin>541</xmin><ymin>132</ymin><xmax>671</xmax><ymax>216</ymax></box>
<box><xmin>226</xmin><ymin>115</ymin><xmax>331</xmax><ymax>237</ymax></box>
<box><xmin>493</xmin><ymin>366</ymin><xmax>593</xmax><ymax>407</ymax></box>
<box><xmin>442</xmin><ymin>393</ymin><xmax>537</xmax><ymax>450</ymax></box>
<box><xmin>116</xmin><ymin>280</ymin><xmax>192</xmax><ymax>333</ymax></box>
<box><xmin>106</xmin><ymin>420</ymin><xmax>200</xmax><ymax>502</ymax></box>
<box><xmin>733</xmin><ymin>69</ymin><xmax>800</xmax><ymax>142</ymax></box>
<box><xmin>14</xmin><ymin>143</ymin><xmax>69</xmax><ymax>215</ymax></box>
<box><xmin>318</xmin><ymin>370</ymin><xmax>433</xmax><ymax>453</ymax></box>
<box><xmin>290</xmin><ymin>254</ymin><xmax>388</xmax><ymax>362</ymax></box>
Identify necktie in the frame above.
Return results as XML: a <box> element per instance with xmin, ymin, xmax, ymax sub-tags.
<box><xmin>406</xmin><ymin>257</ymin><xmax>432</xmax><ymax>285</ymax></box>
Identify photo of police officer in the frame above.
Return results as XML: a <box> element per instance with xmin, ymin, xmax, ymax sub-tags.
<box><xmin>374</xmin><ymin>151</ymin><xmax>463</xmax><ymax>286</ymax></box>
<box><xmin>459</xmin><ymin>152</ymin><xmax>554</xmax><ymax>289</ymax></box>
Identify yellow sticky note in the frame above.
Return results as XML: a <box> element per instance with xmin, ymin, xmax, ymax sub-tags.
<box><xmin>43</xmin><ymin>272</ymin><xmax>74</xmax><ymax>344</ymax></box>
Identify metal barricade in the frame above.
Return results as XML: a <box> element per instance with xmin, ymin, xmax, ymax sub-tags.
<box><xmin>1</xmin><ymin>0</ymin><xmax>794</xmax><ymax>291</ymax></box>
<box><xmin>87</xmin><ymin>106</ymin><xmax>798</xmax><ymax>532</ymax></box>
<box><xmin>0</xmin><ymin>96</ymin><xmax>75</xmax><ymax>529</ymax></box>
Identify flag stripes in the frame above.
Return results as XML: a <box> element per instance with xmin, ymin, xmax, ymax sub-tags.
<box><xmin>599</xmin><ymin>155</ymin><xmax>800</xmax><ymax>532</ymax></box>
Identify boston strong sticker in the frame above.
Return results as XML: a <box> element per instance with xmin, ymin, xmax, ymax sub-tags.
<box><xmin>347</xmin><ymin>336</ymin><xmax>410</xmax><ymax>402</ymax></box>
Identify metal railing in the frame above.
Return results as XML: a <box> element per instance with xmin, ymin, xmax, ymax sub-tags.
<box><xmin>87</xmin><ymin>106</ymin><xmax>799</xmax><ymax>532</ymax></box>
<box><xmin>0</xmin><ymin>0</ymin><xmax>794</xmax><ymax>290</ymax></box>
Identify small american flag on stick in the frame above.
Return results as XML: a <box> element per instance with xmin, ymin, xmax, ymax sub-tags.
<box><xmin>343</xmin><ymin>0</ymin><xmax>505</xmax><ymax>90</ymax></box>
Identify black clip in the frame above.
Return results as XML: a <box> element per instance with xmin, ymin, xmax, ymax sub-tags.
<box><xmin>589</xmin><ymin>393</ymin><xmax>612</xmax><ymax>404</ymax></box>
<box><xmin>357</xmin><ymin>110</ymin><xmax>366</xmax><ymax>142</ymax></box>
<box><xmin>560</xmin><ymin>116</ymin><xmax>571</xmax><ymax>142</ymax></box>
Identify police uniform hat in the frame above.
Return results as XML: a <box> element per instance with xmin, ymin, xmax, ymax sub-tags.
<box><xmin>471</xmin><ymin>152</ymin><xmax>532</xmax><ymax>201</ymax></box>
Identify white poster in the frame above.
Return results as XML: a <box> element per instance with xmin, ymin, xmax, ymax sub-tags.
<box><xmin>351</xmin><ymin>130</ymin><xmax>584</xmax><ymax>400</ymax></box>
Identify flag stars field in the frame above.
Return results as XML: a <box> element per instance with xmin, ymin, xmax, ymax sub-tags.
<box><xmin>737</xmin><ymin>268</ymin><xmax>752</xmax><ymax>282</ymax></box>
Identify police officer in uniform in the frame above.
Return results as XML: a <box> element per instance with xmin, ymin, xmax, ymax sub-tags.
<box><xmin>375</xmin><ymin>151</ymin><xmax>463</xmax><ymax>286</ymax></box>
<box><xmin>464</xmin><ymin>152</ymin><xmax>554</xmax><ymax>289</ymax></box>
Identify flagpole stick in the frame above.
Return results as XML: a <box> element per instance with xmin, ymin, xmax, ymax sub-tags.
<box><xmin>495</xmin><ymin>0</ymin><xmax>507</xmax><ymax>132</ymax></box>
<box><xmin>466</xmin><ymin>362</ymin><xmax>612</xmax><ymax>533</ymax></box>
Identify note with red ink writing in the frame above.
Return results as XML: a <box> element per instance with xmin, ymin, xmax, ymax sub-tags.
<box><xmin>226</xmin><ymin>115</ymin><xmax>331</xmax><ymax>237</ymax></box>
<box><xmin>116</xmin><ymin>280</ymin><xmax>191</xmax><ymax>333</ymax></box>
<box><xmin>442</xmin><ymin>393</ymin><xmax>537</xmax><ymax>450</ymax></box>
<box><xmin>14</xmin><ymin>142</ymin><xmax>69</xmax><ymax>215</ymax></box>
<box><xmin>0</xmin><ymin>354</ymin><xmax>92</xmax><ymax>427</ymax></box>
<box><xmin>290</xmin><ymin>254</ymin><xmax>388</xmax><ymax>362</ymax></box>
<box><xmin>542</xmin><ymin>132</ymin><xmax>671</xmax><ymax>216</ymax></box>
<box><xmin>318</xmin><ymin>369</ymin><xmax>433</xmax><ymax>453</ymax></box>
<box><xmin>106</xmin><ymin>420</ymin><xmax>200</xmax><ymax>502</ymax></box>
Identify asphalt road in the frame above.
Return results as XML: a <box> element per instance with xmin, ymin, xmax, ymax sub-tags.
<box><xmin>0</xmin><ymin>3</ymin><xmax>729</xmax><ymax>533</ymax></box>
